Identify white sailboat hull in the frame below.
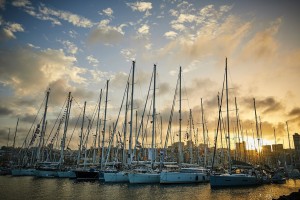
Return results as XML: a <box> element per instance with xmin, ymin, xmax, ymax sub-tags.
<box><xmin>210</xmin><ymin>174</ymin><xmax>260</xmax><ymax>188</ymax></box>
<box><xmin>11</xmin><ymin>169</ymin><xmax>36</xmax><ymax>176</ymax></box>
<box><xmin>160</xmin><ymin>171</ymin><xmax>210</xmax><ymax>184</ymax></box>
<box><xmin>128</xmin><ymin>173</ymin><xmax>160</xmax><ymax>184</ymax></box>
<box><xmin>104</xmin><ymin>172</ymin><xmax>129</xmax><ymax>183</ymax></box>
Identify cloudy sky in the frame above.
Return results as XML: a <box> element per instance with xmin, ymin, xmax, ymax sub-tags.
<box><xmin>0</xmin><ymin>0</ymin><xmax>300</xmax><ymax>151</ymax></box>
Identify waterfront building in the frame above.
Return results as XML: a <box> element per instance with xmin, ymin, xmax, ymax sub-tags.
<box><xmin>293</xmin><ymin>133</ymin><xmax>300</xmax><ymax>152</ymax></box>
<box><xmin>262</xmin><ymin>145</ymin><xmax>272</xmax><ymax>156</ymax></box>
<box><xmin>272</xmin><ymin>144</ymin><xmax>284</xmax><ymax>153</ymax></box>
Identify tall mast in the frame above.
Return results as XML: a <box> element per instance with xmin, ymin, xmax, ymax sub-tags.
<box><xmin>286</xmin><ymin>121</ymin><xmax>291</xmax><ymax>150</ymax></box>
<box><xmin>83</xmin><ymin>119</ymin><xmax>91</xmax><ymax>169</ymax></box>
<box><xmin>235</xmin><ymin>97</ymin><xmax>241</xmax><ymax>160</ymax></box>
<box><xmin>259</xmin><ymin>117</ymin><xmax>263</xmax><ymax>148</ymax></box>
<box><xmin>59</xmin><ymin>92</ymin><xmax>71</xmax><ymax>167</ymax></box>
<box><xmin>13</xmin><ymin>118</ymin><xmax>19</xmax><ymax>148</ymax></box>
<box><xmin>94</xmin><ymin>89</ymin><xmax>102</xmax><ymax>164</ymax></box>
<box><xmin>273</xmin><ymin>128</ymin><xmax>277</xmax><ymax>152</ymax></box>
<box><xmin>123</xmin><ymin>81</ymin><xmax>129</xmax><ymax>165</ymax></box>
<box><xmin>189</xmin><ymin>109</ymin><xmax>193</xmax><ymax>164</ymax></box>
<box><xmin>151</xmin><ymin>64</ymin><xmax>156</xmax><ymax>169</ymax></box>
<box><xmin>77</xmin><ymin>101</ymin><xmax>86</xmax><ymax>167</ymax></box>
<box><xmin>253</xmin><ymin>98</ymin><xmax>260</xmax><ymax>162</ymax></box>
<box><xmin>225</xmin><ymin>58</ymin><xmax>232</xmax><ymax>172</ymax></box>
<box><xmin>7</xmin><ymin>128</ymin><xmax>10</xmax><ymax>147</ymax></box>
<box><xmin>101</xmin><ymin>80</ymin><xmax>109</xmax><ymax>169</ymax></box>
<box><xmin>201</xmin><ymin>98</ymin><xmax>206</xmax><ymax>168</ymax></box>
<box><xmin>160</xmin><ymin>115</ymin><xmax>163</xmax><ymax>147</ymax></box>
<box><xmin>178</xmin><ymin>66</ymin><xmax>183</xmax><ymax>164</ymax></box>
<box><xmin>37</xmin><ymin>89</ymin><xmax>50</xmax><ymax>162</ymax></box>
<box><xmin>128</xmin><ymin>61</ymin><xmax>135</xmax><ymax>165</ymax></box>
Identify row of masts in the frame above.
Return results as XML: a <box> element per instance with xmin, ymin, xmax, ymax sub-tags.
<box><xmin>8</xmin><ymin>59</ymin><xmax>295</xmax><ymax>170</ymax></box>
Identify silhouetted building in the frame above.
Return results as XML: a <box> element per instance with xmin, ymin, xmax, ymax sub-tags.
<box><xmin>293</xmin><ymin>133</ymin><xmax>300</xmax><ymax>151</ymax></box>
<box><xmin>262</xmin><ymin>145</ymin><xmax>272</xmax><ymax>156</ymax></box>
<box><xmin>272</xmin><ymin>144</ymin><xmax>283</xmax><ymax>152</ymax></box>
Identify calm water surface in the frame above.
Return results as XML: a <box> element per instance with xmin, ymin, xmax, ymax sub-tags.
<box><xmin>0</xmin><ymin>176</ymin><xmax>299</xmax><ymax>200</ymax></box>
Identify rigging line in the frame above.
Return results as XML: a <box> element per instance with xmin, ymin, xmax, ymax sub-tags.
<box><xmin>80</xmin><ymin>94</ymin><xmax>101</xmax><ymax>147</ymax></box>
<box><xmin>103</xmin><ymin>69</ymin><xmax>132</xmax><ymax>164</ymax></box>
<box><xmin>156</xmin><ymin>68</ymin><xmax>161</xmax><ymax>116</ymax></box>
<box><xmin>135</xmin><ymin>69</ymin><xmax>144</xmax><ymax>112</ymax></box>
<box><xmin>66</xmin><ymin>109</ymin><xmax>82</xmax><ymax>149</ymax></box>
<box><xmin>45</xmin><ymin>96</ymin><xmax>68</xmax><ymax>145</ymax></box>
<box><xmin>181</xmin><ymin>75</ymin><xmax>191</xmax><ymax>111</ymax></box>
<box><xmin>164</xmin><ymin>73</ymin><xmax>179</xmax><ymax>149</ymax></box>
<box><xmin>20</xmin><ymin>93</ymin><xmax>47</xmax><ymax>150</ymax></box>
<box><xmin>141</xmin><ymin>99</ymin><xmax>152</xmax><ymax>148</ymax></box>
<box><xmin>82</xmin><ymin>102</ymin><xmax>98</xmax><ymax>148</ymax></box>
<box><xmin>72</xmin><ymin>97</ymin><xmax>83</xmax><ymax>110</ymax></box>
<box><xmin>227</xmin><ymin>66</ymin><xmax>238</xmax><ymax>99</ymax></box>
<box><xmin>134</xmin><ymin>70</ymin><xmax>154</xmax><ymax>152</ymax></box>
<box><xmin>211</xmin><ymin>68</ymin><xmax>226</xmax><ymax>169</ymax></box>
<box><xmin>104</xmin><ymin>79</ymin><xmax>129</xmax><ymax>166</ymax></box>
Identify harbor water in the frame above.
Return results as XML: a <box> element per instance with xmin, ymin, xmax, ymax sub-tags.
<box><xmin>0</xmin><ymin>176</ymin><xmax>299</xmax><ymax>200</ymax></box>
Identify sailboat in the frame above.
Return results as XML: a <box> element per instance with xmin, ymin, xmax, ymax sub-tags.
<box><xmin>30</xmin><ymin>89</ymin><xmax>60</xmax><ymax>178</ymax></box>
<box><xmin>210</xmin><ymin>58</ymin><xmax>261</xmax><ymax>188</ymax></box>
<box><xmin>160</xmin><ymin>67</ymin><xmax>210</xmax><ymax>184</ymax></box>
<box><xmin>12</xmin><ymin>90</ymin><xmax>54</xmax><ymax>176</ymax></box>
<box><xmin>11</xmin><ymin>118</ymin><xmax>36</xmax><ymax>176</ymax></box>
<box><xmin>56</xmin><ymin>92</ymin><xmax>76</xmax><ymax>179</ymax></box>
<box><xmin>103</xmin><ymin>66</ymin><xmax>132</xmax><ymax>183</ymax></box>
<box><xmin>74</xmin><ymin>100</ymin><xmax>100</xmax><ymax>181</ymax></box>
<box><xmin>128</xmin><ymin>64</ymin><xmax>160</xmax><ymax>184</ymax></box>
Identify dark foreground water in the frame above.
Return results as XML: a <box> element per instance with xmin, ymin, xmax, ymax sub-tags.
<box><xmin>0</xmin><ymin>176</ymin><xmax>299</xmax><ymax>200</ymax></box>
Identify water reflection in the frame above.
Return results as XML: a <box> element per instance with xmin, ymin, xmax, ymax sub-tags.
<box><xmin>0</xmin><ymin>176</ymin><xmax>299</xmax><ymax>200</ymax></box>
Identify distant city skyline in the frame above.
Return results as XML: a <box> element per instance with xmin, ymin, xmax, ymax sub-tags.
<box><xmin>1</xmin><ymin>0</ymin><xmax>300</xmax><ymax>150</ymax></box>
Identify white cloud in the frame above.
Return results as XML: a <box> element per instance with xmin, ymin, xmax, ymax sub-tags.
<box><xmin>89</xmin><ymin>69</ymin><xmax>108</xmax><ymax>83</ymax></box>
<box><xmin>171</xmin><ymin>23</ymin><xmax>185</xmax><ymax>31</ymax></box>
<box><xmin>176</xmin><ymin>13</ymin><xmax>197</xmax><ymax>23</ymax></box>
<box><xmin>157</xmin><ymin>15</ymin><xmax>252</xmax><ymax>66</ymax></box>
<box><xmin>183</xmin><ymin>59</ymin><xmax>200</xmax><ymax>73</ymax></box>
<box><xmin>164</xmin><ymin>31</ymin><xmax>177</xmax><ymax>40</ymax></box>
<box><xmin>220</xmin><ymin>5</ymin><xmax>233</xmax><ymax>13</ymax></box>
<box><xmin>120</xmin><ymin>49</ymin><xmax>136</xmax><ymax>62</ymax></box>
<box><xmin>12</xmin><ymin>1</ymin><xmax>94</xmax><ymax>28</ymax></box>
<box><xmin>0</xmin><ymin>47</ymin><xmax>86</xmax><ymax>96</ymax></box>
<box><xmin>27</xmin><ymin>43</ymin><xmax>40</xmax><ymax>49</ymax></box>
<box><xmin>127</xmin><ymin>1</ymin><xmax>152</xmax><ymax>12</ymax></box>
<box><xmin>59</xmin><ymin>40</ymin><xmax>78</xmax><ymax>55</ymax></box>
<box><xmin>239</xmin><ymin>18</ymin><xmax>281</xmax><ymax>62</ymax></box>
<box><xmin>39</xmin><ymin>5</ymin><xmax>94</xmax><ymax>28</ymax></box>
<box><xmin>176</xmin><ymin>1</ymin><xmax>195</xmax><ymax>14</ymax></box>
<box><xmin>199</xmin><ymin>5</ymin><xmax>215</xmax><ymax>18</ymax></box>
<box><xmin>12</xmin><ymin>0</ymin><xmax>62</xmax><ymax>26</ymax></box>
<box><xmin>88</xmin><ymin>19</ymin><xmax>126</xmax><ymax>44</ymax></box>
<box><xmin>169</xmin><ymin>9</ymin><xmax>178</xmax><ymax>17</ymax></box>
<box><xmin>137</xmin><ymin>24</ymin><xmax>150</xmax><ymax>36</ymax></box>
<box><xmin>11</xmin><ymin>0</ymin><xmax>31</xmax><ymax>8</ymax></box>
<box><xmin>0</xmin><ymin>20</ymin><xmax>24</xmax><ymax>40</ymax></box>
<box><xmin>102</xmin><ymin>7</ymin><xmax>113</xmax><ymax>17</ymax></box>
<box><xmin>86</xmin><ymin>55</ymin><xmax>99</xmax><ymax>67</ymax></box>
<box><xmin>68</xmin><ymin>30</ymin><xmax>78</xmax><ymax>38</ymax></box>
